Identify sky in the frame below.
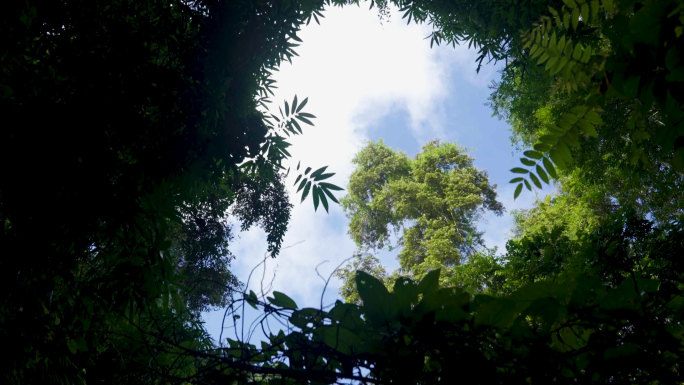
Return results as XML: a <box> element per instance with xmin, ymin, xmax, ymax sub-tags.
<box><xmin>203</xmin><ymin>4</ymin><xmax>549</xmax><ymax>343</ymax></box>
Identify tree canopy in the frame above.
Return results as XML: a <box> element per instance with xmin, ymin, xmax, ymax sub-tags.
<box><xmin>343</xmin><ymin>140</ymin><xmax>502</xmax><ymax>276</ymax></box>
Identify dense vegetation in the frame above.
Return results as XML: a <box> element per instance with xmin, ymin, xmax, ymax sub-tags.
<box><xmin>1</xmin><ymin>0</ymin><xmax>683</xmax><ymax>383</ymax></box>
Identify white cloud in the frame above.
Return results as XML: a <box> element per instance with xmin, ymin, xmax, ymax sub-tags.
<box><xmin>203</xmin><ymin>5</ymin><xmax>512</xmax><ymax>340</ymax></box>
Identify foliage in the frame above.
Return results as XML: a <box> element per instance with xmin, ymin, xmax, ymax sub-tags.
<box><xmin>334</xmin><ymin>253</ymin><xmax>390</xmax><ymax>305</ymax></box>
<box><xmin>341</xmin><ymin>140</ymin><xmax>504</xmax><ymax>287</ymax></box>
<box><xmin>184</xmin><ymin>269</ymin><xmax>684</xmax><ymax>384</ymax></box>
<box><xmin>386</xmin><ymin>0</ymin><xmax>684</xmax><ymax>193</ymax></box>
<box><xmin>500</xmin><ymin>200</ymin><xmax>684</xmax><ymax>296</ymax></box>
<box><xmin>511</xmin><ymin>0</ymin><xmax>684</xmax><ymax>192</ymax></box>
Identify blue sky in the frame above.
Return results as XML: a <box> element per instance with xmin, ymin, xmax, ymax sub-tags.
<box><xmin>202</xmin><ymin>5</ymin><xmax>549</xmax><ymax>344</ymax></box>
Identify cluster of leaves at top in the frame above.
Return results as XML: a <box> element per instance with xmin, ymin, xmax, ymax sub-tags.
<box><xmin>507</xmin><ymin>0</ymin><xmax>684</xmax><ymax>197</ymax></box>
<box><xmin>392</xmin><ymin>0</ymin><xmax>684</xmax><ymax>197</ymax></box>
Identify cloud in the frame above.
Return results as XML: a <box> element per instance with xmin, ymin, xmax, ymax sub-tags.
<box><xmin>203</xmin><ymin>5</ymin><xmax>513</xmax><ymax>340</ymax></box>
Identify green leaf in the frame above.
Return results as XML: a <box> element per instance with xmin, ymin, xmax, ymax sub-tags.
<box><xmin>580</xmin><ymin>45</ymin><xmax>592</xmax><ymax>63</ymax></box>
<box><xmin>573</xmin><ymin>42</ymin><xmax>583</xmax><ymax>60</ymax></box>
<box><xmin>305</xmin><ymin>167</ymin><xmax>312</xmax><ymax>175</ymax></box>
<box><xmin>549</xmin><ymin>148</ymin><xmax>566</xmax><ymax>169</ymax></box>
<box><xmin>524</xmin><ymin>150</ymin><xmax>543</xmax><ymax>159</ymax></box>
<box><xmin>578</xmin><ymin>119</ymin><xmax>598</xmax><ymax>137</ymax></box>
<box><xmin>511</xmin><ymin>167</ymin><xmax>529</xmax><ymax>174</ymax></box>
<box><xmin>580</xmin><ymin>3</ymin><xmax>590</xmax><ymax>22</ymax></box>
<box><xmin>534</xmin><ymin>143</ymin><xmax>552</xmax><ymax>152</ymax></box>
<box><xmin>514</xmin><ymin>183</ymin><xmax>523</xmax><ymax>199</ymax></box>
<box><xmin>293</xmin><ymin>174</ymin><xmax>302</xmax><ymax>186</ymax></box>
<box><xmin>67</xmin><ymin>339</ymin><xmax>78</xmax><ymax>355</ymax></box>
<box><xmin>313</xmin><ymin>185</ymin><xmax>320</xmax><ymax>211</ymax></box>
<box><xmin>291</xmin><ymin>118</ymin><xmax>303</xmax><ymax>134</ymax></box>
<box><xmin>319</xmin><ymin>190</ymin><xmax>329</xmax><ymax>213</ymax></box>
<box><xmin>267</xmin><ymin>291</ymin><xmax>298</xmax><ymax>309</ymax></box>
<box><xmin>529</xmin><ymin>172</ymin><xmax>542</xmax><ymax>189</ymax></box>
<box><xmin>285</xmin><ymin>101</ymin><xmax>290</xmax><ymax>116</ymax></box>
<box><xmin>309</xmin><ymin>166</ymin><xmax>328</xmax><ymax>179</ymax></box>
<box><xmin>543</xmin><ymin>157</ymin><xmax>558</xmax><ymax>179</ymax></box>
<box><xmin>297</xmin><ymin>178</ymin><xmax>308</xmax><ymax>192</ymax></box>
<box><xmin>301</xmin><ymin>181</ymin><xmax>311</xmax><ymax>203</ymax></box>
<box><xmin>246</xmin><ymin>290</ymin><xmax>259</xmax><ymax>309</ymax></box>
<box><xmin>536</xmin><ymin>165</ymin><xmax>550</xmax><ymax>183</ymax></box>
<box><xmin>585</xmin><ymin>110</ymin><xmax>602</xmax><ymax>125</ymax></box>
<box><xmin>292</xmin><ymin>95</ymin><xmax>298</xmax><ymax>114</ymax></box>
<box><xmin>318</xmin><ymin>182</ymin><xmax>343</xmax><ymax>191</ymax></box>
<box><xmin>572</xmin><ymin>7</ymin><xmax>580</xmax><ymax>30</ymax></box>
<box><xmin>296</xmin><ymin>116</ymin><xmax>314</xmax><ymax>126</ymax></box>
<box><xmin>557</xmin><ymin>141</ymin><xmax>572</xmax><ymax>161</ymax></box>
<box><xmin>521</xmin><ymin>158</ymin><xmax>536</xmax><ymax>166</ymax></box>
<box><xmin>524</xmin><ymin>179</ymin><xmax>532</xmax><ymax>191</ymax></box>
<box><xmin>296</xmin><ymin>97</ymin><xmax>308</xmax><ymax>113</ymax></box>
<box><xmin>539</xmin><ymin>135</ymin><xmax>558</xmax><ymax>145</ymax></box>
<box><xmin>321</xmin><ymin>186</ymin><xmax>340</xmax><ymax>204</ymax></box>
<box><xmin>356</xmin><ymin>271</ymin><xmax>399</xmax><ymax>326</ymax></box>
<box><xmin>417</xmin><ymin>269</ymin><xmax>441</xmax><ymax>295</ymax></box>
<box><xmin>509</xmin><ymin>177</ymin><xmax>524</xmax><ymax>183</ymax></box>
<box><xmin>557</xmin><ymin>35</ymin><xmax>566</xmax><ymax>51</ymax></box>
<box><xmin>297</xmin><ymin>161</ymin><xmax>300</xmax><ymax>170</ymax></box>
<box><xmin>474</xmin><ymin>298</ymin><xmax>516</xmax><ymax>328</ymax></box>
<box><xmin>314</xmin><ymin>172</ymin><xmax>335</xmax><ymax>181</ymax></box>
<box><xmin>562</xmin><ymin>0</ymin><xmax>577</xmax><ymax>8</ymax></box>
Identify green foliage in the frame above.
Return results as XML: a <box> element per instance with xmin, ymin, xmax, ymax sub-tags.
<box><xmin>512</xmin><ymin>0</ymin><xmax>684</xmax><ymax>191</ymax></box>
<box><xmin>393</xmin><ymin>0</ymin><xmax>684</xmax><ymax>193</ymax></box>
<box><xmin>341</xmin><ymin>140</ymin><xmax>504</xmax><ymax>283</ymax></box>
<box><xmin>334</xmin><ymin>253</ymin><xmax>390</xmax><ymax>304</ymax></box>
<box><xmin>195</xmin><ymin>270</ymin><xmax>684</xmax><ymax>384</ymax></box>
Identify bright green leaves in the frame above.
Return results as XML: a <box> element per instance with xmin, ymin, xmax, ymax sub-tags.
<box><xmin>342</xmin><ymin>140</ymin><xmax>503</xmax><ymax>281</ymax></box>
<box><xmin>510</xmin><ymin>106</ymin><xmax>603</xmax><ymax>197</ymax></box>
